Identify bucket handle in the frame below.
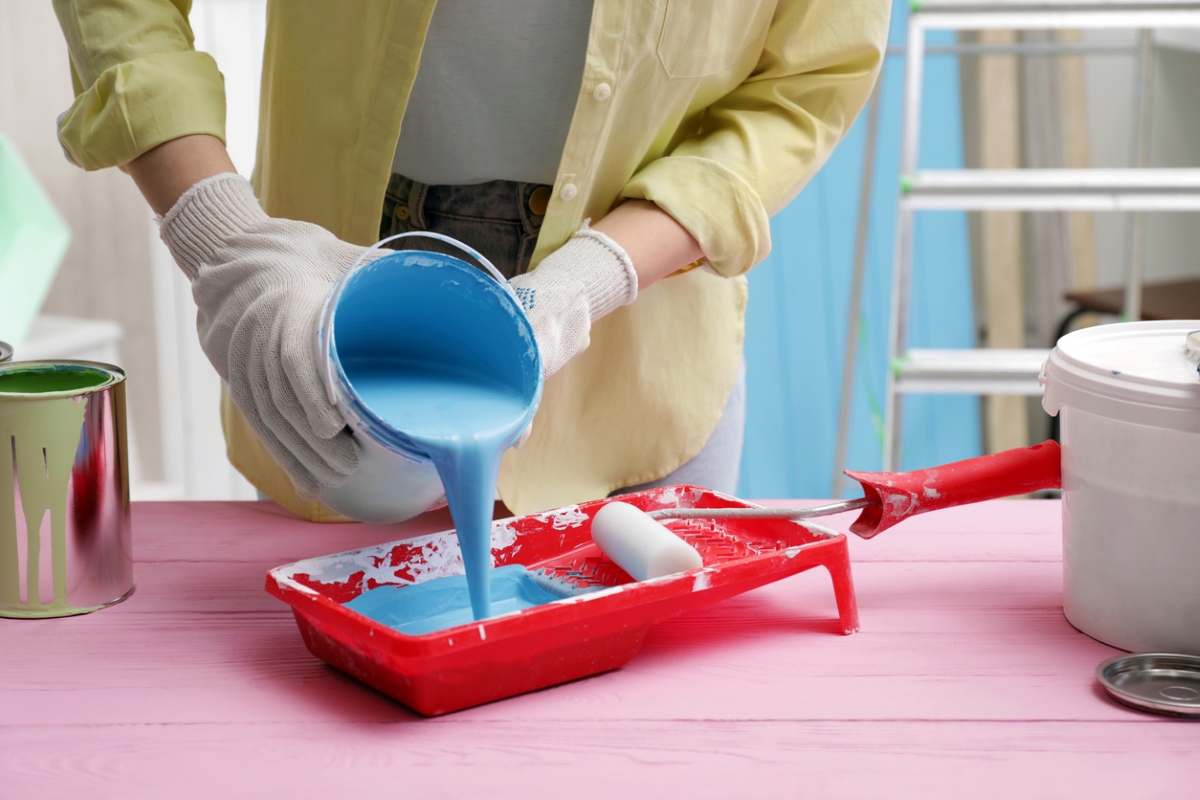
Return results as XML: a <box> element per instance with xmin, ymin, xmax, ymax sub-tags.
<box><xmin>319</xmin><ymin>231</ymin><xmax>516</xmax><ymax>406</ymax></box>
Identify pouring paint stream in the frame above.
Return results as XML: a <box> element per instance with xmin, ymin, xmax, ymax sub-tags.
<box><xmin>343</xmin><ymin>360</ymin><xmax>529</xmax><ymax>619</ymax></box>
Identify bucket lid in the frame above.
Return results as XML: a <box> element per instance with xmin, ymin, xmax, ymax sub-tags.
<box><xmin>1041</xmin><ymin>321</ymin><xmax>1200</xmax><ymax>433</ymax></box>
<box><xmin>1097</xmin><ymin>653</ymin><xmax>1200</xmax><ymax>718</ymax></box>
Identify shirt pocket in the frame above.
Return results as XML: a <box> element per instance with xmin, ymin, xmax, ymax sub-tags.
<box><xmin>656</xmin><ymin>0</ymin><xmax>767</xmax><ymax>79</ymax></box>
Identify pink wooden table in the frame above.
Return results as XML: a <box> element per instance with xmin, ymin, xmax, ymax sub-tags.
<box><xmin>3</xmin><ymin>499</ymin><xmax>1197</xmax><ymax>797</ymax></box>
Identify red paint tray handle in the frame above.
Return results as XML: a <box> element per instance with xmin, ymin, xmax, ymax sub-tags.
<box><xmin>844</xmin><ymin>440</ymin><xmax>1061</xmax><ymax>538</ymax></box>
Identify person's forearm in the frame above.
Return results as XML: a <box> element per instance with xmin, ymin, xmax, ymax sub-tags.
<box><xmin>127</xmin><ymin>135</ymin><xmax>236</xmax><ymax>216</ymax></box>
<box><xmin>591</xmin><ymin>200</ymin><xmax>703</xmax><ymax>290</ymax></box>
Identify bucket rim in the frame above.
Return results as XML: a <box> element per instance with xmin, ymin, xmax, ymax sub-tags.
<box><xmin>318</xmin><ymin>243</ymin><xmax>542</xmax><ymax>461</ymax></box>
<box><xmin>319</xmin><ymin>232</ymin><xmax>535</xmax><ymax>407</ymax></box>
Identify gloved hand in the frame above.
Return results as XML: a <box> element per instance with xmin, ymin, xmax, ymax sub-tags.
<box><xmin>159</xmin><ymin>172</ymin><xmax>376</xmax><ymax>497</ymax></box>
<box><xmin>509</xmin><ymin>223</ymin><xmax>639</xmax><ymax>380</ymax></box>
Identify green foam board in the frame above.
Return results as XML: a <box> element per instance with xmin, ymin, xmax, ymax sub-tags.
<box><xmin>0</xmin><ymin>134</ymin><xmax>72</xmax><ymax>345</ymax></box>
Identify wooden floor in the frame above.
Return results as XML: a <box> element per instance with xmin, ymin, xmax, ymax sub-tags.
<box><xmin>3</xmin><ymin>499</ymin><xmax>1196</xmax><ymax>797</ymax></box>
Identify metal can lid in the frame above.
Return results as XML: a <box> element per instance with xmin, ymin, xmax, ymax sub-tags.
<box><xmin>0</xmin><ymin>341</ymin><xmax>11</xmax><ymax>363</ymax></box>
<box><xmin>1096</xmin><ymin>653</ymin><xmax>1200</xmax><ymax>718</ymax></box>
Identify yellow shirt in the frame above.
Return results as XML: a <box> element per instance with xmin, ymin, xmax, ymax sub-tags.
<box><xmin>55</xmin><ymin>0</ymin><xmax>888</xmax><ymax>519</ymax></box>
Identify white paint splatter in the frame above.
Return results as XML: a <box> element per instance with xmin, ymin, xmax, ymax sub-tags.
<box><xmin>884</xmin><ymin>492</ymin><xmax>917</xmax><ymax>517</ymax></box>
<box><xmin>799</xmin><ymin>520</ymin><xmax>840</xmax><ymax>539</ymax></box>
<box><xmin>491</xmin><ymin>520</ymin><xmax>519</xmax><ymax>549</ymax></box>
<box><xmin>282</xmin><ymin>550</ymin><xmax>377</xmax><ymax>584</ymax></box>
<box><xmin>402</xmin><ymin>534</ymin><xmax>466</xmax><ymax>583</ymax></box>
<box><xmin>537</xmin><ymin>505</ymin><xmax>588</xmax><ymax>530</ymax></box>
<box><xmin>277</xmin><ymin>519</ymin><xmax>531</xmax><ymax>594</ymax></box>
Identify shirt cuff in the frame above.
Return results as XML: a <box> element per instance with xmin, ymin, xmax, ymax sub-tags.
<box><xmin>57</xmin><ymin>50</ymin><xmax>227</xmax><ymax>171</ymax></box>
<box><xmin>619</xmin><ymin>155</ymin><xmax>772</xmax><ymax>278</ymax></box>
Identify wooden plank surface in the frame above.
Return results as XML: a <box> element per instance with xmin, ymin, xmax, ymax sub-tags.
<box><xmin>2</xmin><ymin>499</ymin><xmax>1197</xmax><ymax>797</ymax></box>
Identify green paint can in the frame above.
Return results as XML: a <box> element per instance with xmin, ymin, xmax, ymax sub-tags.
<box><xmin>0</xmin><ymin>361</ymin><xmax>133</xmax><ymax>618</ymax></box>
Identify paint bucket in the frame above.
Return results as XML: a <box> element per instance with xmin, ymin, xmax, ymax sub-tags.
<box><xmin>0</xmin><ymin>342</ymin><xmax>11</xmax><ymax>363</ymax></box>
<box><xmin>0</xmin><ymin>361</ymin><xmax>133</xmax><ymax>618</ymax></box>
<box><xmin>316</xmin><ymin>233</ymin><xmax>542</xmax><ymax>524</ymax></box>
<box><xmin>1041</xmin><ymin>321</ymin><xmax>1200</xmax><ymax>654</ymax></box>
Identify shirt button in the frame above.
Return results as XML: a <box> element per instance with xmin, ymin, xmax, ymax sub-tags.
<box><xmin>592</xmin><ymin>83</ymin><xmax>612</xmax><ymax>101</ymax></box>
<box><xmin>560</xmin><ymin>183</ymin><xmax>578</xmax><ymax>201</ymax></box>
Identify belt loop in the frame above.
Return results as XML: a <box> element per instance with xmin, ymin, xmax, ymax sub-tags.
<box><xmin>407</xmin><ymin>179</ymin><xmax>431</xmax><ymax>230</ymax></box>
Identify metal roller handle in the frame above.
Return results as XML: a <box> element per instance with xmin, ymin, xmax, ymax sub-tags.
<box><xmin>643</xmin><ymin>441</ymin><xmax>1062</xmax><ymax>540</ymax></box>
<box><xmin>646</xmin><ymin>497</ymin><xmax>874</xmax><ymax>523</ymax></box>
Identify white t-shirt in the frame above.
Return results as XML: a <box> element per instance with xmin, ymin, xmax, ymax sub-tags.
<box><xmin>392</xmin><ymin>0</ymin><xmax>593</xmax><ymax>186</ymax></box>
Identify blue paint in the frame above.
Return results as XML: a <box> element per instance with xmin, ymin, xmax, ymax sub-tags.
<box><xmin>738</xmin><ymin>6</ymin><xmax>980</xmax><ymax>499</ymax></box>
<box><xmin>345</xmin><ymin>564</ymin><xmax>565</xmax><ymax>635</ymax></box>
<box><xmin>328</xmin><ymin>249</ymin><xmax>542</xmax><ymax>621</ymax></box>
<box><xmin>343</xmin><ymin>359</ymin><xmax>529</xmax><ymax>620</ymax></box>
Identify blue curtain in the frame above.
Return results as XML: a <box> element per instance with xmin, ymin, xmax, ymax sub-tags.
<box><xmin>737</xmin><ymin>2</ymin><xmax>981</xmax><ymax>499</ymax></box>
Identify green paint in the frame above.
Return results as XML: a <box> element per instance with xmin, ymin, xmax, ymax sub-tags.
<box><xmin>0</xmin><ymin>365</ymin><xmax>112</xmax><ymax>395</ymax></box>
<box><xmin>900</xmin><ymin>174</ymin><xmax>915</xmax><ymax>195</ymax></box>
<box><xmin>0</xmin><ymin>365</ymin><xmax>105</xmax><ymax>617</ymax></box>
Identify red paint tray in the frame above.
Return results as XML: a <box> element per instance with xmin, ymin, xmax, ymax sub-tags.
<box><xmin>266</xmin><ymin>486</ymin><xmax>858</xmax><ymax>716</ymax></box>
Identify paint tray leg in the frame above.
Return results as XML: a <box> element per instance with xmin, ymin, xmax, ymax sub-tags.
<box><xmin>825</xmin><ymin>543</ymin><xmax>859</xmax><ymax>635</ymax></box>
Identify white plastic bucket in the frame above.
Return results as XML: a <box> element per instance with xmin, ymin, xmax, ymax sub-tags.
<box><xmin>315</xmin><ymin>233</ymin><xmax>542</xmax><ymax>524</ymax></box>
<box><xmin>1042</xmin><ymin>321</ymin><xmax>1200</xmax><ymax>654</ymax></box>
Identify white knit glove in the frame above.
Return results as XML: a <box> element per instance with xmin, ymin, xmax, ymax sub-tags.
<box><xmin>509</xmin><ymin>224</ymin><xmax>639</xmax><ymax>379</ymax></box>
<box><xmin>159</xmin><ymin>173</ymin><xmax>377</xmax><ymax>497</ymax></box>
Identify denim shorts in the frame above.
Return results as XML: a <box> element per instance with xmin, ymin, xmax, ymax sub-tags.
<box><xmin>380</xmin><ymin>173</ymin><xmax>548</xmax><ymax>278</ymax></box>
<box><xmin>378</xmin><ymin>173</ymin><xmax>746</xmax><ymax>495</ymax></box>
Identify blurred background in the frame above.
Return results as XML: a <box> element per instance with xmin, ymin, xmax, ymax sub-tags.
<box><xmin>2</xmin><ymin>0</ymin><xmax>1199</xmax><ymax>501</ymax></box>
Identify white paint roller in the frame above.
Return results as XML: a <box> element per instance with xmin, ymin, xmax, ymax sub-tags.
<box><xmin>590</xmin><ymin>501</ymin><xmax>704</xmax><ymax>581</ymax></box>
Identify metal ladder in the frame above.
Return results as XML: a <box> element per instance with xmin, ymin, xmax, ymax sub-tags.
<box><xmin>884</xmin><ymin>0</ymin><xmax>1200</xmax><ymax>470</ymax></box>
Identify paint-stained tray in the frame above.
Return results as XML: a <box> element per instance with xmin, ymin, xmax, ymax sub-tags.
<box><xmin>266</xmin><ymin>485</ymin><xmax>859</xmax><ymax>716</ymax></box>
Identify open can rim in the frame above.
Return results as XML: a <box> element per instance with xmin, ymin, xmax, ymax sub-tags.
<box><xmin>0</xmin><ymin>360</ymin><xmax>125</xmax><ymax>400</ymax></box>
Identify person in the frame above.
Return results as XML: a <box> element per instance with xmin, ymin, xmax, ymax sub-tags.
<box><xmin>53</xmin><ymin>0</ymin><xmax>889</xmax><ymax>521</ymax></box>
